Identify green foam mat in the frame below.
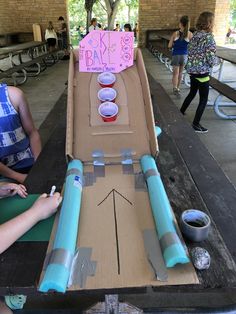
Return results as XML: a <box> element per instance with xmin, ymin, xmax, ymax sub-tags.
<box><xmin>0</xmin><ymin>194</ymin><xmax>55</xmax><ymax>241</ymax></box>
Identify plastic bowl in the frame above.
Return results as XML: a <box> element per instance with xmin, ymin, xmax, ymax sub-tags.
<box><xmin>180</xmin><ymin>209</ymin><xmax>211</xmax><ymax>242</ymax></box>
<box><xmin>98</xmin><ymin>88</ymin><xmax>117</xmax><ymax>103</ymax></box>
<box><xmin>97</xmin><ymin>72</ymin><xmax>116</xmax><ymax>88</ymax></box>
<box><xmin>98</xmin><ymin>102</ymin><xmax>119</xmax><ymax>122</ymax></box>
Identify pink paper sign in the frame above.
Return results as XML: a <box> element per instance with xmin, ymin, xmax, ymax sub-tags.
<box><xmin>78</xmin><ymin>31</ymin><xmax>134</xmax><ymax>73</ymax></box>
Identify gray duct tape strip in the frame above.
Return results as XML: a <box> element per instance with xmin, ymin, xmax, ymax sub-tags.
<box><xmin>94</xmin><ymin>165</ymin><xmax>105</xmax><ymax>177</ymax></box>
<box><xmin>144</xmin><ymin>168</ymin><xmax>159</xmax><ymax>181</ymax></box>
<box><xmin>92</xmin><ymin>150</ymin><xmax>105</xmax><ymax>166</ymax></box>
<box><xmin>44</xmin><ymin>248</ymin><xmax>74</xmax><ymax>270</ymax></box>
<box><xmin>92</xmin><ymin>150</ymin><xmax>105</xmax><ymax>177</ymax></box>
<box><xmin>160</xmin><ymin>232</ymin><xmax>181</xmax><ymax>252</ymax></box>
<box><xmin>83</xmin><ymin>172</ymin><xmax>96</xmax><ymax>187</ymax></box>
<box><xmin>122</xmin><ymin>164</ymin><xmax>134</xmax><ymax>175</ymax></box>
<box><xmin>121</xmin><ymin>148</ymin><xmax>133</xmax><ymax>165</ymax></box>
<box><xmin>143</xmin><ymin>229</ymin><xmax>168</xmax><ymax>281</ymax></box>
<box><xmin>68</xmin><ymin>247</ymin><xmax>97</xmax><ymax>288</ymax></box>
<box><xmin>66</xmin><ymin>168</ymin><xmax>82</xmax><ymax>178</ymax></box>
<box><xmin>121</xmin><ymin>149</ymin><xmax>134</xmax><ymax>174</ymax></box>
<box><xmin>135</xmin><ymin>172</ymin><xmax>147</xmax><ymax>191</ymax></box>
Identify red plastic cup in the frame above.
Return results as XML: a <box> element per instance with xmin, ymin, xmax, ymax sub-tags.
<box><xmin>97</xmin><ymin>88</ymin><xmax>117</xmax><ymax>103</ymax></box>
<box><xmin>98</xmin><ymin>102</ymin><xmax>119</xmax><ymax>122</ymax></box>
<box><xmin>97</xmin><ymin>72</ymin><xmax>116</xmax><ymax>88</ymax></box>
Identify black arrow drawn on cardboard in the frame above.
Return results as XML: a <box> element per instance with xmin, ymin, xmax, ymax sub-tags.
<box><xmin>97</xmin><ymin>189</ymin><xmax>133</xmax><ymax>275</ymax></box>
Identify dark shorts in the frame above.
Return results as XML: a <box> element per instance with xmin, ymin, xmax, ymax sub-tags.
<box><xmin>171</xmin><ymin>55</ymin><xmax>187</xmax><ymax>66</ymax></box>
<box><xmin>62</xmin><ymin>36</ymin><xmax>68</xmax><ymax>50</ymax></box>
<box><xmin>47</xmin><ymin>38</ymin><xmax>56</xmax><ymax>47</ymax></box>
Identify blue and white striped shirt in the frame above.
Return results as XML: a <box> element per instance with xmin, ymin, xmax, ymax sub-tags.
<box><xmin>0</xmin><ymin>84</ymin><xmax>34</xmax><ymax>170</ymax></box>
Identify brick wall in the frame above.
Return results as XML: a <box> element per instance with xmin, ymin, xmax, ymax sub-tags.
<box><xmin>214</xmin><ymin>0</ymin><xmax>230</xmax><ymax>44</ymax></box>
<box><xmin>0</xmin><ymin>0</ymin><xmax>68</xmax><ymax>40</ymax></box>
<box><xmin>139</xmin><ymin>0</ymin><xmax>230</xmax><ymax>47</ymax></box>
<box><xmin>138</xmin><ymin>0</ymin><xmax>196</xmax><ymax>47</ymax></box>
<box><xmin>195</xmin><ymin>0</ymin><xmax>230</xmax><ymax>44</ymax></box>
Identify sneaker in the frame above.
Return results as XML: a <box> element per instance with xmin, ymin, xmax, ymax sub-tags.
<box><xmin>192</xmin><ymin>123</ymin><xmax>208</xmax><ymax>133</ymax></box>
<box><xmin>173</xmin><ymin>87</ymin><xmax>178</xmax><ymax>95</ymax></box>
<box><xmin>173</xmin><ymin>88</ymin><xmax>181</xmax><ymax>98</ymax></box>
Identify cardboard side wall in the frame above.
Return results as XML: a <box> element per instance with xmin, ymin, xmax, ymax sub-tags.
<box><xmin>135</xmin><ymin>49</ymin><xmax>159</xmax><ymax>157</ymax></box>
<box><xmin>66</xmin><ymin>51</ymin><xmax>75</xmax><ymax>161</ymax></box>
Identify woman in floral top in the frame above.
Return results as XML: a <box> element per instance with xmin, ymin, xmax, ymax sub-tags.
<box><xmin>180</xmin><ymin>12</ymin><xmax>216</xmax><ymax>133</ymax></box>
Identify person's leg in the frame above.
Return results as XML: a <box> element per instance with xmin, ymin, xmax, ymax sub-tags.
<box><xmin>172</xmin><ymin>66</ymin><xmax>179</xmax><ymax>91</ymax></box>
<box><xmin>180</xmin><ymin>76</ymin><xmax>199</xmax><ymax>114</ymax></box>
<box><xmin>192</xmin><ymin>80</ymin><xmax>209</xmax><ymax>126</ymax></box>
<box><xmin>177</xmin><ymin>64</ymin><xmax>185</xmax><ymax>90</ymax></box>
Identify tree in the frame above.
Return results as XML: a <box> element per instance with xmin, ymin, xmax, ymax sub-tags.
<box><xmin>103</xmin><ymin>0</ymin><xmax>122</xmax><ymax>30</ymax></box>
<box><xmin>230</xmin><ymin>0</ymin><xmax>236</xmax><ymax>27</ymax></box>
<box><xmin>85</xmin><ymin>0</ymin><xmax>97</xmax><ymax>31</ymax></box>
<box><xmin>124</xmin><ymin>0</ymin><xmax>138</xmax><ymax>23</ymax></box>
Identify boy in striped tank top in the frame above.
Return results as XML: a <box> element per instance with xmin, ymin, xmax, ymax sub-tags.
<box><xmin>0</xmin><ymin>84</ymin><xmax>41</xmax><ymax>183</ymax></box>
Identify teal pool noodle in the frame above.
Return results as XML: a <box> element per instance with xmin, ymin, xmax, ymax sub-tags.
<box><xmin>140</xmin><ymin>155</ymin><xmax>189</xmax><ymax>268</ymax></box>
<box><xmin>155</xmin><ymin>126</ymin><xmax>162</xmax><ymax>137</ymax></box>
<box><xmin>39</xmin><ymin>159</ymin><xmax>83</xmax><ymax>293</ymax></box>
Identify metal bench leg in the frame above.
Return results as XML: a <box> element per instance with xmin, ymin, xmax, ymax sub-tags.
<box><xmin>184</xmin><ymin>73</ymin><xmax>190</xmax><ymax>87</ymax></box>
<box><xmin>214</xmin><ymin>94</ymin><xmax>236</xmax><ymax>119</ymax></box>
<box><xmin>159</xmin><ymin>53</ymin><xmax>165</xmax><ymax>63</ymax></box>
<box><xmin>167</xmin><ymin>60</ymin><xmax>173</xmax><ymax>72</ymax></box>
<box><xmin>24</xmin><ymin>63</ymin><xmax>41</xmax><ymax>76</ymax></box>
<box><xmin>164</xmin><ymin>57</ymin><xmax>169</xmax><ymax>68</ymax></box>
<box><xmin>11</xmin><ymin>69</ymin><xmax>28</xmax><ymax>86</ymax></box>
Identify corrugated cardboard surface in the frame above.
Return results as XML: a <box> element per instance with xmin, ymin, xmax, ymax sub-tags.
<box><xmin>41</xmin><ymin>164</ymin><xmax>198</xmax><ymax>290</ymax></box>
<box><xmin>90</xmin><ymin>74</ymin><xmax>129</xmax><ymax>127</ymax></box>
<box><xmin>66</xmin><ymin>48</ymin><xmax>158</xmax><ymax>162</ymax></box>
<box><xmin>42</xmin><ymin>48</ymin><xmax>199</xmax><ymax>291</ymax></box>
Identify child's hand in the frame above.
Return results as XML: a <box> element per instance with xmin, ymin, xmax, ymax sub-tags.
<box><xmin>31</xmin><ymin>192</ymin><xmax>62</xmax><ymax>220</ymax></box>
<box><xmin>0</xmin><ymin>183</ymin><xmax>28</xmax><ymax>198</ymax></box>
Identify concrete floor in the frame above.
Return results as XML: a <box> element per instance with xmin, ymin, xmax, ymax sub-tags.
<box><xmin>142</xmin><ymin>48</ymin><xmax>236</xmax><ymax>188</ymax></box>
<box><xmin>20</xmin><ymin>60</ymin><xmax>69</xmax><ymax>129</ymax></box>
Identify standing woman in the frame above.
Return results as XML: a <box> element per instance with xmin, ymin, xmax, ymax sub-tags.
<box><xmin>168</xmin><ymin>16</ymin><xmax>192</xmax><ymax>97</ymax></box>
<box><xmin>180</xmin><ymin>12</ymin><xmax>216</xmax><ymax>133</ymax></box>
<box><xmin>45</xmin><ymin>21</ymin><xmax>57</xmax><ymax>52</ymax></box>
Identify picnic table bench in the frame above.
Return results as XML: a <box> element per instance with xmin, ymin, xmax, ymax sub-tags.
<box><xmin>0</xmin><ymin>41</ymin><xmax>59</xmax><ymax>85</ymax></box>
<box><xmin>209</xmin><ymin>76</ymin><xmax>236</xmax><ymax>119</ymax></box>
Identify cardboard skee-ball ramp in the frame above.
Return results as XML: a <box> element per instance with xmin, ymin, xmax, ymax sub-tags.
<box><xmin>39</xmin><ymin>31</ymin><xmax>198</xmax><ymax>292</ymax></box>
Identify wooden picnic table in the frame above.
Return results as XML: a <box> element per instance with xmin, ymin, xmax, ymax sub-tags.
<box><xmin>0</xmin><ymin>41</ymin><xmax>45</xmax><ymax>55</ymax></box>
<box><xmin>0</xmin><ymin>41</ymin><xmax>47</xmax><ymax>66</ymax></box>
<box><xmin>0</xmin><ymin>32</ymin><xmax>32</xmax><ymax>47</ymax></box>
<box><xmin>216</xmin><ymin>46</ymin><xmax>236</xmax><ymax>64</ymax></box>
<box><xmin>1</xmin><ymin>76</ymin><xmax>236</xmax><ymax>312</ymax></box>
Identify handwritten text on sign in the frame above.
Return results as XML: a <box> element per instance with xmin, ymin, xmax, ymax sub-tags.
<box><xmin>78</xmin><ymin>31</ymin><xmax>134</xmax><ymax>73</ymax></box>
